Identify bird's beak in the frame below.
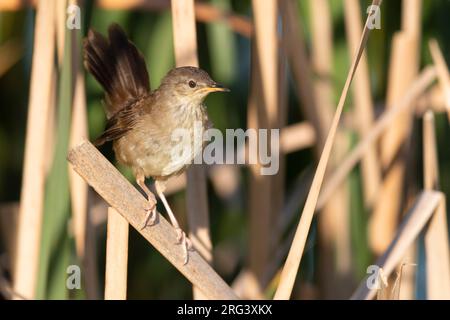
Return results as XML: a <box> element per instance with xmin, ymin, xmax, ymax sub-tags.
<box><xmin>204</xmin><ymin>83</ymin><xmax>230</xmax><ymax>93</ymax></box>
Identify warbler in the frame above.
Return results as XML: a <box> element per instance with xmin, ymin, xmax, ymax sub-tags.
<box><xmin>84</xmin><ymin>23</ymin><xmax>229</xmax><ymax>264</ymax></box>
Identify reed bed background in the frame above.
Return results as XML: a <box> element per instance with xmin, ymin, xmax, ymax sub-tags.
<box><xmin>0</xmin><ymin>0</ymin><xmax>449</xmax><ymax>300</ymax></box>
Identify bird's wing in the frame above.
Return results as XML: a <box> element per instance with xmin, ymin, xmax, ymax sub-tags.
<box><xmin>93</xmin><ymin>99</ymin><xmax>146</xmax><ymax>146</ymax></box>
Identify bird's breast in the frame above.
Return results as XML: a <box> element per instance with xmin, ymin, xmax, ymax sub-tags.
<box><xmin>115</xmin><ymin>102</ymin><xmax>209</xmax><ymax>179</ymax></box>
<box><xmin>157</xmin><ymin>103</ymin><xmax>209</xmax><ymax>176</ymax></box>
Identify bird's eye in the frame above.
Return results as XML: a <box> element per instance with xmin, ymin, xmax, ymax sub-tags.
<box><xmin>188</xmin><ymin>80</ymin><xmax>197</xmax><ymax>88</ymax></box>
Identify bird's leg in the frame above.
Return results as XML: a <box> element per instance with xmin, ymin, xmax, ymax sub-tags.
<box><xmin>155</xmin><ymin>180</ymin><xmax>192</xmax><ymax>264</ymax></box>
<box><xmin>136</xmin><ymin>172</ymin><xmax>157</xmax><ymax>228</ymax></box>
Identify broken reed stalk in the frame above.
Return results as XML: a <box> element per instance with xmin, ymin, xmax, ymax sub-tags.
<box><xmin>13</xmin><ymin>0</ymin><xmax>55</xmax><ymax>299</ymax></box>
<box><xmin>104</xmin><ymin>207</ymin><xmax>129</xmax><ymax>300</ymax></box>
<box><xmin>67</xmin><ymin>140</ymin><xmax>238</xmax><ymax>300</ymax></box>
<box><xmin>317</xmin><ymin>66</ymin><xmax>437</xmax><ymax>210</ymax></box>
<box><xmin>395</xmin><ymin>29</ymin><xmax>430</xmax><ymax>296</ymax></box>
<box><xmin>380</xmin><ymin>12</ymin><xmax>423</xmax><ymax>294</ymax></box>
<box><xmin>429</xmin><ymin>39</ymin><xmax>450</xmax><ymax>122</ymax></box>
<box><xmin>422</xmin><ymin>111</ymin><xmax>450</xmax><ymax>299</ymax></box>
<box><xmin>344</xmin><ymin>0</ymin><xmax>381</xmax><ymax>207</ymax></box>
<box><xmin>171</xmin><ymin>0</ymin><xmax>212</xmax><ymax>300</ymax></box>
<box><xmin>351</xmin><ymin>190</ymin><xmax>444</xmax><ymax>300</ymax></box>
<box><xmin>274</xmin><ymin>0</ymin><xmax>383</xmax><ymax>300</ymax></box>
<box><xmin>249</xmin><ymin>0</ymin><xmax>278</xmax><ymax>290</ymax></box>
<box><xmin>371</xmin><ymin>0</ymin><xmax>422</xmax><ymax>257</ymax></box>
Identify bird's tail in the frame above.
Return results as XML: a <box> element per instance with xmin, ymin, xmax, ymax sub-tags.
<box><xmin>83</xmin><ymin>23</ymin><xmax>150</xmax><ymax>119</ymax></box>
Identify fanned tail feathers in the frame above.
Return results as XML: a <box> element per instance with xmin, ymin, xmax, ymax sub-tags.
<box><xmin>83</xmin><ymin>23</ymin><xmax>150</xmax><ymax>120</ymax></box>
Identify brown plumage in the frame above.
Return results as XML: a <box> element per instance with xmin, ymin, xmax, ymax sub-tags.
<box><xmin>83</xmin><ymin>23</ymin><xmax>229</xmax><ymax>264</ymax></box>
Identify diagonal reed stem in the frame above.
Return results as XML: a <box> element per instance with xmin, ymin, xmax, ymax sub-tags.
<box><xmin>68</xmin><ymin>140</ymin><xmax>237</xmax><ymax>300</ymax></box>
<box><xmin>351</xmin><ymin>191</ymin><xmax>443</xmax><ymax>300</ymax></box>
<box><xmin>274</xmin><ymin>0</ymin><xmax>383</xmax><ymax>300</ymax></box>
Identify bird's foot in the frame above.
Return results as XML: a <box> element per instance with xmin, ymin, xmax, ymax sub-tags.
<box><xmin>141</xmin><ymin>205</ymin><xmax>157</xmax><ymax>229</ymax></box>
<box><xmin>175</xmin><ymin>227</ymin><xmax>193</xmax><ymax>265</ymax></box>
<box><xmin>141</xmin><ymin>194</ymin><xmax>158</xmax><ymax>229</ymax></box>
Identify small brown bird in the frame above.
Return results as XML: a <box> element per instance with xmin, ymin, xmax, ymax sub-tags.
<box><xmin>84</xmin><ymin>24</ymin><xmax>229</xmax><ymax>264</ymax></box>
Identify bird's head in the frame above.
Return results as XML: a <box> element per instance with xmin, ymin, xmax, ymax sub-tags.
<box><xmin>159</xmin><ymin>66</ymin><xmax>229</xmax><ymax>105</ymax></box>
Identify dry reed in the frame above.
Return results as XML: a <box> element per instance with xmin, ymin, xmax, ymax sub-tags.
<box><xmin>249</xmin><ymin>0</ymin><xmax>278</xmax><ymax>291</ymax></box>
<box><xmin>1</xmin><ymin>0</ymin><xmax>448</xmax><ymax>302</ymax></box>
<box><xmin>68</xmin><ymin>140</ymin><xmax>238</xmax><ymax>300</ymax></box>
<box><xmin>429</xmin><ymin>39</ymin><xmax>450</xmax><ymax>122</ymax></box>
<box><xmin>310</xmin><ymin>0</ymin><xmax>353</xmax><ymax>298</ymax></box>
<box><xmin>344</xmin><ymin>0</ymin><xmax>381</xmax><ymax>207</ymax></box>
<box><xmin>351</xmin><ymin>191</ymin><xmax>444</xmax><ymax>300</ymax></box>
<box><xmin>274</xmin><ymin>0</ymin><xmax>383</xmax><ymax>300</ymax></box>
<box><xmin>104</xmin><ymin>207</ymin><xmax>129</xmax><ymax>300</ymax></box>
<box><xmin>317</xmin><ymin>66</ymin><xmax>437</xmax><ymax>210</ymax></box>
<box><xmin>423</xmin><ymin>111</ymin><xmax>450</xmax><ymax>299</ymax></box>
<box><xmin>371</xmin><ymin>0</ymin><xmax>422</xmax><ymax>257</ymax></box>
<box><xmin>13</xmin><ymin>0</ymin><xmax>56</xmax><ymax>299</ymax></box>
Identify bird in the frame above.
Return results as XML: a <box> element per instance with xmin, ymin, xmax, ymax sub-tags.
<box><xmin>83</xmin><ymin>23</ymin><xmax>229</xmax><ymax>264</ymax></box>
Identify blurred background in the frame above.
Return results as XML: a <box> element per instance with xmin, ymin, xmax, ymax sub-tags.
<box><xmin>0</xmin><ymin>0</ymin><xmax>449</xmax><ymax>300</ymax></box>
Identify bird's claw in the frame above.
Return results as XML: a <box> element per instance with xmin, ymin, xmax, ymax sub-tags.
<box><xmin>141</xmin><ymin>203</ymin><xmax>157</xmax><ymax>229</ymax></box>
<box><xmin>175</xmin><ymin>227</ymin><xmax>193</xmax><ymax>265</ymax></box>
<box><xmin>175</xmin><ymin>227</ymin><xmax>183</xmax><ymax>243</ymax></box>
